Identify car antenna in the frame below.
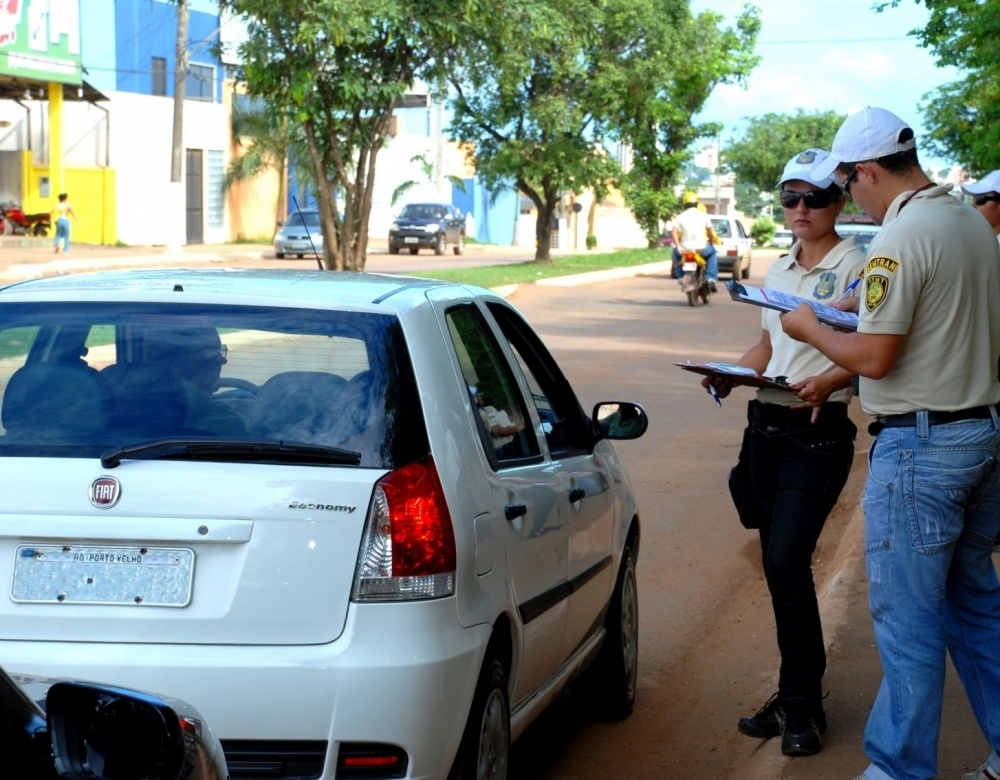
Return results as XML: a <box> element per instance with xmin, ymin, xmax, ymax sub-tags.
<box><xmin>292</xmin><ymin>195</ymin><xmax>323</xmax><ymax>270</ymax></box>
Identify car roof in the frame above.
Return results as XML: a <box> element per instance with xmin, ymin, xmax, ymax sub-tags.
<box><xmin>0</xmin><ymin>269</ymin><xmax>466</xmax><ymax>310</ymax></box>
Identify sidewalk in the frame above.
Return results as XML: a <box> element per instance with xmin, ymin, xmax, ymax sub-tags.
<box><xmin>0</xmin><ymin>237</ymin><xmax>533</xmax><ymax>282</ymax></box>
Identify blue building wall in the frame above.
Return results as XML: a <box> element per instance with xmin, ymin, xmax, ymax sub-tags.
<box><xmin>111</xmin><ymin>0</ymin><xmax>223</xmax><ymax>100</ymax></box>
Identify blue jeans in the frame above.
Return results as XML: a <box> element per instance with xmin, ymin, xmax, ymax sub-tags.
<box><xmin>54</xmin><ymin>216</ymin><xmax>70</xmax><ymax>252</ymax></box>
<box><xmin>860</xmin><ymin>413</ymin><xmax>1000</xmax><ymax>780</ymax></box>
<box><xmin>672</xmin><ymin>244</ymin><xmax>718</xmax><ymax>281</ymax></box>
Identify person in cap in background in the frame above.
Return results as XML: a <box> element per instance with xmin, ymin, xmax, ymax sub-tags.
<box><xmin>671</xmin><ymin>190</ymin><xmax>720</xmax><ymax>291</ymax></box>
<box><xmin>961</xmin><ymin>170</ymin><xmax>1000</xmax><ymax>245</ymax></box>
<box><xmin>705</xmin><ymin>148</ymin><xmax>864</xmax><ymax>758</ymax></box>
<box><xmin>779</xmin><ymin>107</ymin><xmax>1000</xmax><ymax>780</ymax></box>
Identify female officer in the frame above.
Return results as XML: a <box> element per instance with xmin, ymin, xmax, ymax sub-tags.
<box><xmin>705</xmin><ymin>149</ymin><xmax>865</xmax><ymax>757</ymax></box>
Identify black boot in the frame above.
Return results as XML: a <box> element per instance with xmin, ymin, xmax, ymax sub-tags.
<box><xmin>737</xmin><ymin>692</ymin><xmax>783</xmax><ymax>739</ymax></box>
<box><xmin>778</xmin><ymin>696</ymin><xmax>826</xmax><ymax>756</ymax></box>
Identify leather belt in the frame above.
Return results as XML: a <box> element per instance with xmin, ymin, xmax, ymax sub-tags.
<box><xmin>868</xmin><ymin>404</ymin><xmax>998</xmax><ymax>436</ymax></box>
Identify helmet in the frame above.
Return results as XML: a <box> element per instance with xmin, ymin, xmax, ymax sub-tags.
<box><xmin>682</xmin><ymin>190</ymin><xmax>699</xmax><ymax>206</ymax></box>
<box><xmin>697</xmin><ymin>203</ymin><xmax>707</xmax><ymax>213</ymax></box>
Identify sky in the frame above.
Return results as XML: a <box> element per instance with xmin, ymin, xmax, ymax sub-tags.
<box><xmin>691</xmin><ymin>0</ymin><xmax>960</xmax><ymax>167</ymax></box>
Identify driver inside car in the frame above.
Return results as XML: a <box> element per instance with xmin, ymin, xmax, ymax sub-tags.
<box><xmin>145</xmin><ymin>326</ymin><xmax>249</xmax><ymax>437</ymax></box>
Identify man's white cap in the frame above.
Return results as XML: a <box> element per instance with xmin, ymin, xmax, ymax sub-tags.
<box><xmin>812</xmin><ymin>107</ymin><xmax>916</xmax><ymax>179</ymax></box>
<box><xmin>961</xmin><ymin>170</ymin><xmax>1000</xmax><ymax>195</ymax></box>
<box><xmin>776</xmin><ymin>148</ymin><xmax>836</xmax><ymax>189</ymax></box>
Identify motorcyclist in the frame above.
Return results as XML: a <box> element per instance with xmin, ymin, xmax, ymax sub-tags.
<box><xmin>671</xmin><ymin>191</ymin><xmax>720</xmax><ymax>292</ymax></box>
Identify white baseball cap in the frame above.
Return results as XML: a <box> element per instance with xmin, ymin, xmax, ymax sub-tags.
<box><xmin>961</xmin><ymin>170</ymin><xmax>1000</xmax><ymax>196</ymax></box>
<box><xmin>776</xmin><ymin>148</ymin><xmax>836</xmax><ymax>189</ymax></box>
<box><xmin>812</xmin><ymin>107</ymin><xmax>916</xmax><ymax>179</ymax></box>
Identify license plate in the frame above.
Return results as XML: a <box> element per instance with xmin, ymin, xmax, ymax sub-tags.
<box><xmin>682</xmin><ymin>262</ymin><xmax>698</xmax><ymax>271</ymax></box>
<box><xmin>404</xmin><ymin>237</ymin><xmax>419</xmax><ymax>243</ymax></box>
<box><xmin>12</xmin><ymin>544</ymin><xmax>194</xmax><ymax>607</ymax></box>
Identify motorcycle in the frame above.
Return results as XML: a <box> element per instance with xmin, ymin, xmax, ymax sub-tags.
<box><xmin>0</xmin><ymin>204</ymin><xmax>52</xmax><ymax>237</ymax></box>
<box><xmin>678</xmin><ymin>249</ymin><xmax>713</xmax><ymax>306</ymax></box>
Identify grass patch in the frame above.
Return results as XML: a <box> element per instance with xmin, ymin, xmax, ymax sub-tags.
<box><xmin>404</xmin><ymin>247</ymin><xmax>669</xmax><ymax>288</ymax></box>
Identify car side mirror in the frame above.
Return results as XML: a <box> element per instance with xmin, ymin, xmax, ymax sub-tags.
<box><xmin>47</xmin><ymin>681</ymin><xmax>228</xmax><ymax>780</ymax></box>
<box><xmin>592</xmin><ymin>402</ymin><xmax>648</xmax><ymax>440</ymax></box>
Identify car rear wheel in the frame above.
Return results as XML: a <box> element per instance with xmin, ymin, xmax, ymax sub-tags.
<box><xmin>275</xmin><ymin>252</ymin><xmax>285</xmax><ymax>259</ymax></box>
<box><xmin>730</xmin><ymin>257</ymin><xmax>742</xmax><ymax>281</ymax></box>
<box><xmin>434</xmin><ymin>234</ymin><xmax>447</xmax><ymax>256</ymax></box>
<box><xmin>741</xmin><ymin>256</ymin><xmax>752</xmax><ymax>279</ymax></box>
<box><xmin>454</xmin><ymin>233</ymin><xmax>465</xmax><ymax>256</ymax></box>
<box><xmin>449</xmin><ymin>654</ymin><xmax>510</xmax><ymax>780</ymax></box>
<box><xmin>578</xmin><ymin>543</ymin><xmax>638</xmax><ymax>720</ymax></box>
<box><xmin>409</xmin><ymin>247</ymin><xmax>419</xmax><ymax>255</ymax></box>
<box><xmin>388</xmin><ymin>244</ymin><xmax>400</xmax><ymax>255</ymax></box>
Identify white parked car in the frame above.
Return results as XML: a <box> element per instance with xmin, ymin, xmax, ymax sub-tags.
<box><xmin>773</xmin><ymin>229</ymin><xmax>794</xmax><ymax>249</ymax></box>
<box><xmin>0</xmin><ymin>269</ymin><xmax>646</xmax><ymax>780</ymax></box>
<box><xmin>710</xmin><ymin>216</ymin><xmax>753</xmax><ymax>280</ymax></box>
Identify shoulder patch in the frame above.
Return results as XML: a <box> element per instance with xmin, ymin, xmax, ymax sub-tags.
<box><xmin>865</xmin><ymin>274</ymin><xmax>889</xmax><ymax>312</ymax></box>
<box><xmin>866</xmin><ymin>256</ymin><xmax>899</xmax><ymax>274</ymax></box>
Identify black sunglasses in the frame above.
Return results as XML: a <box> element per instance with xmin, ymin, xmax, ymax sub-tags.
<box><xmin>839</xmin><ymin>167</ymin><xmax>859</xmax><ymax>196</ymax></box>
<box><xmin>973</xmin><ymin>193</ymin><xmax>1000</xmax><ymax>206</ymax></box>
<box><xmin>779</xmin><ymin>189</ymin><xmax>837</xmax><ymax>210</ymax></box>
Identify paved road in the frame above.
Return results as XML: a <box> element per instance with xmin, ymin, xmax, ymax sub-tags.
<box><xmin>0</xmin><ymin>236</ymin><xmax>991</xmax><ymax>778</ymax></box>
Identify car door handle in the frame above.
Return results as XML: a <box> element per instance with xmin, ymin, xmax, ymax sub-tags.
<box><xmin>568</xmin><ymin>488</ymin><xmax>586</xmax><ymax>503</ymax></box>
<box><xmin>504</xmin><ymin>503</ymin><xmax>527</xmax><ymax>521</ymax></box>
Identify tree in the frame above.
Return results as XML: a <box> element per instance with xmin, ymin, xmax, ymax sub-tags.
<box><xmin>446</xmin><ymin>0</ymin><xmax>621</xmax><ymax>262</ymax></box>
<box><xmin>390</xmin><ymin>153</ymin><xmax>467</xmax><ymax>206</ymax></box>
<box><xmin>724</xmin><ymin>110</ymin><xmax>845</xmax><ymax>193</ymax></box>
<box><xmin>878</xmin><ymin>1</ymin><xmax>1000</xmax><ymax>173</ymax></box>
<box><xmin>225</xmin><ymin>97</ymin><xmax>304</xmax><ymax>239</ymax></box>
<box><xmin>601</xmin><ymin>2</ymin><xmax>760</xmax><ymax>244</ymax></box>
<box><xmin>220</xmin><ymin>0</ymin><xmax>475</xmax><ymax>271</ymax></box>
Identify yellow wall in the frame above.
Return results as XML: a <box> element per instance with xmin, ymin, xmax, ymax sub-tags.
<box><xmin>21</xmin><ymin>152</ymin><xmax>117</xmax><ymax>245</ymax></box>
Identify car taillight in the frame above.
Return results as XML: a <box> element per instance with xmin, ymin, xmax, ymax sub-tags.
<box><xmin>352</xmin><ymin>456</ymin><xmax>456</xmax><ymax>602</ymax></box>
<box><xmin>726</xmin><ymin>248</ymin><xmax>738</xmax><ymax>256</ymax></box>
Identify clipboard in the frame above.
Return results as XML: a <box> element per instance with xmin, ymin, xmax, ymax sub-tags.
<box><xmin>673</xmin><ymin>360</ymin><xmax>797</xmax><ymax>392</ymax></box>
<box><xmin>726</xmin><ymin>280</ymin><xmax>858</xmax><ymax>331</ymax></box>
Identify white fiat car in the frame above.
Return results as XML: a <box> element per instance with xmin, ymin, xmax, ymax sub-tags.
<box><xmin>0</xmin><ymin>269</ymin><xmax>646</xmax><ymax>780</ymax></box>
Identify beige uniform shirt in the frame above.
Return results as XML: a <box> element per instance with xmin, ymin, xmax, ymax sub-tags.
<box><xmin>758</xmin><ymin>237</ymin><xmax>866</xmax><ymax>406</ymax></box>
<box><xmin>858</xmin><ymin>184</ymin><xmax>1000</xmax><ymax>415</ymax></box>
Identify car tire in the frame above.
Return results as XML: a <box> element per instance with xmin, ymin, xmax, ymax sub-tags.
<box><xmin>275</xmin><ymin>252</ymin><xmax>285</xmax><ymax>259</ymax></box>
<box><xmin>579</xmin><ymin>543</ymin><xmax>638</xmax><ymax>720</ymax></box>
<box><xmin>409</xmin><ymin>247</ymin><xmax>419</xmax><ymax>255</ymax></box>
<box><xmin>730</xmin><ymin>257</ymin><xmax>741</xmax><ymax>281</ymax></box>
<box><xmin>449</xmin><ymin>654</ymin><xmax>510</xmax><ymax>780</ymax></box>
<box><xmin>454</xmin><ymin>233</ymin><xmax>465</xmax><ymax>256</ymax></box>
<box><xmin>296</xmin><ymin>254</ymin><xmax>304</xmax><ymax>259</ymax></box>
<box><xmin>741</xmin><ymin>256</ymin><xmax>752</xmax><ymax>280</ymax></box>
<box><xmin>388</xmin><ymin>244</ymin><xmax>400</xmax><ymax>255</ymax></box>
<box><xmin>434</xmin><ymin>234</ymin><xmax>446</xmax><ymax>256</ymax></box>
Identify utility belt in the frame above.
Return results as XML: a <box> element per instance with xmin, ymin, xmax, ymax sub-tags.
<box><xmin>868</xmin><ymin>404</ymin><xmax>1000</xmax><ymax>436</ymax></box>
<box><xmin>749</xmin><ymin>399</ymin><xmax>849</xmax><ymax>429</ymax></box>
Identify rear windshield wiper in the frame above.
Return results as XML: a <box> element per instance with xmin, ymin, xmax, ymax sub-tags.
<box><xmin>101</xmin><ymin>438</ymin><xmax>362</xmax><ymax>469</ymax></box>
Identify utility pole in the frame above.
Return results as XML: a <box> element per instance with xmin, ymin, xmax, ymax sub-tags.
<box><xmin>168</xmin><ymin>0</ymin><xmax>188</xmax><ymax>251</ymax></box>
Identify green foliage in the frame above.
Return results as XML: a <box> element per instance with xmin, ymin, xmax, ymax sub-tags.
<box><xmin>391</xmin><ymin>153</ymin><xmax>468</xmax><ymax>206</ymax></box>
<box><xmin>750</xmin><ymin>215</ymin><xmax>776</xmax><ymax>247</ymax></box>
<box><xmin>446</xmin><ymin>0</ymin><xmax>621</xmax><ymax>262</ymax></box>
<box><xmin>602</xmin><ymin>2</ymin><xmax>761</xmax><ymax>244</ymax></box>
<box><xmin>876</xmin><ymin>1</ymin><xmax>1000</xmax><ymax>171</ymax></box>
<box><xmin>585</xmin><ymin>234</ymin><xmax>598</xmax><ymax>250</ymax></box>
<box><xmin>220</xmin><ymin>0</ymin><xmax>480</xmax><ymax>270</ymax></box>
<box><xmin>734</xmin><ymin>180</ymin><xmax>769</xmax><ymax>221</ymax></box>
<box><xmin>725</xmin><ymin>110</ymin><xmax>845</xmax><ymax>193</ymax></box>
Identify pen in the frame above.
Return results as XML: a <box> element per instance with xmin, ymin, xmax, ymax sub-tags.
<box><xmin>836</xmin><ymin>276</ymin><xmax>862</xmax><ymax>305</ymax></box>
<box><xmin>708</xmin><ymin>383</ymin><xmax>722</xmax><ymax>407</ymax></box>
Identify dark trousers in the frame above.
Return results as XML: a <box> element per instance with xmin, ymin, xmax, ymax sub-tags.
<box><xmin>745</xmin><ymin>400</ymin><xmax>856</xmax><ymax>702</ymax></box>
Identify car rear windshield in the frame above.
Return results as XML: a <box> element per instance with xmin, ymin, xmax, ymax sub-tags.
<box><xmin>0</xmin><ymin>302</ymin><xmax>427</xmax><ymax>467</ymax></box>
<box><xmin>399</xmin><ymin>204</ymin><xmax>445</xmax><ymax>219</ymax></box>
<box><xmin>285</xmin><ymin>212</ymin><xmax>321</xmax><ymax>228</ymax></box>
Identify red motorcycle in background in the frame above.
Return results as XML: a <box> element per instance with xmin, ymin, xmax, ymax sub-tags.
<box><xmin>0</xmin><ymin>204</ymin><xmax>52</xmax><ymax>237</ymax></box>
